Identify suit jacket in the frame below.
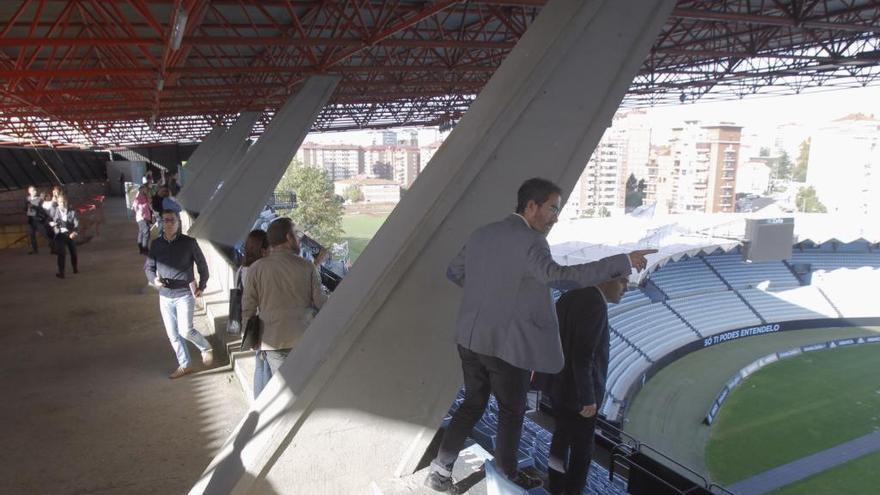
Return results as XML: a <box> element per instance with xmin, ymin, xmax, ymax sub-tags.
<box><xmin>547</xmin><ymin>287</ymin><xmax>610</xmax><ymax>412</ymax></box>
<box><xmin>448</xmin><ymin>214</ymin><xmax>628</xmax><ymax>373</ymax></box>
<box><xmin>52</xmin><ymin>207</ymin><xmax>79</xmax><ymax>236</ymax></box>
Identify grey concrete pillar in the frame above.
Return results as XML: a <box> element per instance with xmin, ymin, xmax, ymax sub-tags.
<box><xmin>180</xmin><ymin>125</ymin><xmax>225</xmax><ymax>180</ymax></box>
<box><xmin>176</xmin><ymin>112</ymin><xmax>260</xmax><ymax>214</ymax></box>
<box><xmin>187</xmin><ymin>76</ymin><xmax>339</xmax><ymax>246</ymax></box>
<box><xmin>190</xmin><ymin>1</ymin><xmax>675</xmax><ymax>493</ymax></box>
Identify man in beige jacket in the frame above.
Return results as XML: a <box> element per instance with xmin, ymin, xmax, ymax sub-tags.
<box><xmin>242</xmin><ymin>217</ymin><xmax>328</xmax><ymax>399</ymax></box>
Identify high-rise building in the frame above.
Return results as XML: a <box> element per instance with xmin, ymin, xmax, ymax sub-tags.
<box><xmin>644</xmin><ymin>146</ymin><xmax>675</xmax><ymax>212</ymax></box>
<box><xmin>568</xmin><ymin>110</ymin><xmax>651</xmax><ymax>217</ymax></box>
<box><xmin>575</xmin><ymin>125</ymin><xmax>627</xmax><ymax>215</ymax></box>
<box><xmin>662</xmin><ymin>121</ymin><xmax>741</xmax><ymax>214</ymax></box>
<box><xmin>297</xmin><ymin>142</ymin><xmax>364</xmax><ymax>181</ymax></box>
<box><xmin>618</xmin><ymin>109</ymin><xmax>652</xmax><ymax>182</ymax></box>
<box><xmin>807</xmin><ymin>113</ymin><xmax>880</xmax><ymax>216</ymax></box>
<box><xmin>365</xmin><ymin>144</ymin><xmax>421</xmax><ymax>187</ymax></box>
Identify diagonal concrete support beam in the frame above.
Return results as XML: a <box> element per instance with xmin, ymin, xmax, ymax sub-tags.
<box><xmin>179</xmin><ymin>124</ymin><xmax>226</xmax><ymax>182</ymax></box>
<box><xmin>176</xmin><ymin>112</ymin><xmax>260</xmax><ymax>214</ymax></box>
<box><xmin>187</xmin><ymin>76</ymin><xmax>339</xmax><ymax>246</ymax></box>
<box><xmin>190</xmin><ymin>1</ymin><xmax>675</xmax><ymax>493</ymax></box>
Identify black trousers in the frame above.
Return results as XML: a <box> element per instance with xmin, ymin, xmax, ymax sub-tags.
<box><xmin>433</xmin><ymin>345</ymin><xmax>530</xmax><ymax>478</ymax></box>
<box><xmin>55</xmin><ymin>233</ymin><xmax>78</xmax><ymax>275</ymax></box>
<box><xmin>27</xmin><ymin>216</ymin><xmax>39</xmax><ymax>252</ymax></box>
<box><xmin>548</xmin><ymin>406</ymin><xmax>597</xmax><ymax>495</ymax></box>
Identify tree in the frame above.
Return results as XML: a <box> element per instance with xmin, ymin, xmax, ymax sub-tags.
<box><xmin>795</xmin><ymin>185</ymin><xmax>827</xmax><ymax>213</ymax></box>
<box><xmin>343</xmin><ymin>184</ymin><xmax>364</xmax><ymax>203</ymax></box>
<box><xmin>625</xmin><ymin>173</ymin><xmax>646</xmax><ymax>208</ymax></box>
<box><xmin>792</xmin><ymin>138</ymin><xmax>810</xmax><ymax>182</ymax></box>
<box><xmin>773</xmin><ymin>151</ymin><xmax>792</xmax><ymax>181</ymax></box>
<box><xmin>275</xmin><ymin>161</ymin><xmax>343</xmax><ymax>245</ymax></box>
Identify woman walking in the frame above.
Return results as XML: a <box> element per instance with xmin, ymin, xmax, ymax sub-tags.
<box><xmin>132</xmin><ymin>185</ymin><xmax>153</xmax><ymax>255</ymax></box>
<box><xmin>50</xmin><ymin>195</ymin><xmax>79</xmax><ymax>279</ymax></box>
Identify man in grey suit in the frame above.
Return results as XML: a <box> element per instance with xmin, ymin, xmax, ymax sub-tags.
<box><xmin>426</xmin><ymin>178</ymin><xmax>654</xmax><ymax>492</ymax></box>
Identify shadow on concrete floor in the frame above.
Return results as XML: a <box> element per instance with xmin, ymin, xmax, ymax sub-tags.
<box><xmin>0</xmin><ymin>197</ymin><xmax>248</xmax><ymax>495</ymax></box>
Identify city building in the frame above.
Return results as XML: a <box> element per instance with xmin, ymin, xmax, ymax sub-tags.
<box><xmin>807</xmin><ymin>113</ymin><xmax>880</xmax><ymax>216</ymax></box>
<box><xmin>662</xmin><ymin>121</ymin><xmax>741</xmax><ymax>214</ymax></box>
<box><xmin>644</xmin><ymin>146</ymin><xmax>675</xmax><ymax>212</ymax></box>
<box><xmin>365</xmin><ymin>145</ymin><xmax>421</xmax><ymax>188</ymax></box>
<box><xmin>297</xmin><ymin>142</ymin><xmax>364</xmax><ymax>181</ymax></box>
<box><xmin>567</xmin><ymin>110</ymin><xmax>652</xmax><ymax>217</ymax></box>
<box><xmin>334</xmin><ymin>178</ymin><xmax>401</xmax><ymax>203</ymax></box>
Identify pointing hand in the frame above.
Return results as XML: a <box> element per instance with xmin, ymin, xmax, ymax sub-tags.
<box><xmin>628</xmin><ymin>249</ymin><xmax>658</xmax><ymax>272</ymax></box>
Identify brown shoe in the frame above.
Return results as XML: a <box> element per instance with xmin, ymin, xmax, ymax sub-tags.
<box><xmin>201</xmin><ymin>350</ymin><xmax>213</xmax><ymax>367</ymax></box>
<box><xmin>168</xmin><ymin>366</ymin><xmax>193</xmax><ymax>379</ymax></box>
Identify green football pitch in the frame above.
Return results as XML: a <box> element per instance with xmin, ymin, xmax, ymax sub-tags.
<box><xmin>623</xmin><ymin>326</ymin><xmax>880</xmax><ymax>486</ymax></box>
<box><xmin>341</xmin><ymin>213</ymin><xmax>389</xmax><ymax>262</ymax></box>
<box><xmin>706</xmin><ymin>343</ymin><xmax>880</xmax><ymax>485</ymax></box>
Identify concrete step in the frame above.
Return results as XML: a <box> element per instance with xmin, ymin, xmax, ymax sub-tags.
<box><xmin>230</xmin><ymin>349</ymin><xmax>255</xmax><ymax>404</ymax></box>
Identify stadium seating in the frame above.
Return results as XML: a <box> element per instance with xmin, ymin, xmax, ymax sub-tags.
<box><xmin>609</xmin><ymin>303</ymin><xmax>697</xmax><ymax>361</ymax></box>
<box><xmin>647</xmin><ymin>257</ymin><xmax>727</xmax><ymax>298</ymax></box>
<box><xmin>812</xmin><ymin>269</ymin><xmax>880</xmax><ymax>318</ymax></box>
<box><xmin>791</xmin><ymin>251</ymin><xmax>880</xmax><ymax>272</ymax></box>
<box><xmin>739</xmin><ymin>286</ymin><xmax>839</xmax><ymax>322</ymax></box>
<box><xmin>599</xmin><ymin>249</ymin><xmax>880</xmax><ymax>423</ymax></box>
<box><xmin>607</xmin><ymin>289</ymin><xmax>651</xmax><ymax>317</ymax></box>
<box><xmin>443</xmin><ymin>392</ymin><xmax>629</xmax><ymax>495</ymax></box>
<box><xmin>667</xmin><ymin>291</ymin><xmax>762</xmax><ymax>336</ymax></box>
<box><xmin>704</xmin><ymin>254</ymin><xmax>800</xmax><ymax>291</ymax></box>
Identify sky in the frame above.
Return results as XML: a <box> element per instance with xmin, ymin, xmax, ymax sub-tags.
<box><xmin>304</xmin><ymin>85</ymin><xmax>880</xmax><ymax>145</ymax></box>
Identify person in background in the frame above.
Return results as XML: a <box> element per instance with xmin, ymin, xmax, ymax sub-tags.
<box><xmin>151</xmin><ymin>186</ymin><xmax>171</xmax><ymax>235</ymax></box>
<box><xmin>545</xmin><ymin>274</ymin><xmax>628</xmax><ymax>495</ymax></box>
<box><xmin>167</xmin><ymin>174</ymin><xmax>181</xmax><ymax>196</ymax></box>
<box><xmin>243</xmin><ymin>218</ymin><xmax>327</xmax><ymax>399</ymax></box>
<box><xmin>238</xmin><ymin>229</ymin><xmax>269</xmax><ymax>288</ymax></box>
<box><xmin>144</xmin><ymin>209</ymin><xmax>213</xmax><ymax>379</ymax></box>
<box><xmin>228</xmin><ymin>230</ymin><xmax>269</xmax><ymax>335</ymax></box>
<box><xmin>132</xmin><ymin>185</ymin><xmax>153</xmax><ymax>255</ymax></box>
<box><xmin>119</xmin><ymin>173</ymin><xmax>127</xmax><ymax>196</ymax></box>
<box><xmin>25</xmin><ymin>186</ymin><xmax>41</xmax><ymax>254</ymax></box>
<box><xmin>50</xmin><ymin>195</ymin><xmax>79</xmax><ymax>279</ymax></box>
<box><xmin>40</xmin><ymin>191</ymin><xmax>57</xmax><ymax>254</ymax></box>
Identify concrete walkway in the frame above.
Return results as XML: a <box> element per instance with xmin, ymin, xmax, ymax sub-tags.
<box><xmin>729</xmin><ymin>430</ymin><xmax>880</xmax><ymax>495</ymax></box>
<box><xmin>0</xmin><ymin>197</ymin><xmax>247</xmax><ymax>495</ymax></box>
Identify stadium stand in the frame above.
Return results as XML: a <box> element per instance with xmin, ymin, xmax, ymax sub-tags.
<box><xmin>704</xmin><ymin>254</ymin><xmax>800</xmax><ymax>291</ymax></box>
<box><xmin>667</xmin><ymin>291</ymin><xmax>761</xmax><ymax>336</ymax></box>
<box><xmin>443</xmin><ymin>392</ymin><xmax>629</xmax><ymax>495</ymax></box>
<box><xmin>791</xmin><ymin>251</ymin><xmax>880</xmax><ymax>272</ymax></box>
<box><xmin>600</xmin><ymin>248</ymin><xmax>880</xmax><ymax>423</ymax></box>
<box><xmin>648</xmin><ymin>257</ymin><xmax>727</xmax><ymax>298</ymax></box>
<box><xmin>739</xmin><ymin>286</ymin><xmax>839</xmax><ymax>322</ymax></box>
<box><xmin>609</xmin><ymin>303</ymin><xmax>697</xmax><ymax>361</ymax></box>
<box><xmin>814</xmin><ymin>269</ymin><xmax>879</xmax><ymax>318</ymax></box>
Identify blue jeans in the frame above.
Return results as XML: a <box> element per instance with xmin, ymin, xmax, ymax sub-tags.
<box><xmin>159</xmin><ymin>292</ymin><xmax>211</xmax><ymax>368</ymax></box>
<box><xmin>254</xmin><ymin>350</ymin><xmax>289</xmax><ymax>400</ymax></box>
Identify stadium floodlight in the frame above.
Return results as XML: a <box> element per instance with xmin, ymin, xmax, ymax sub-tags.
<box><xmin>169</xmin><ymin>7</ymin><xmax>187</xmax><ymax>51</ymax></box>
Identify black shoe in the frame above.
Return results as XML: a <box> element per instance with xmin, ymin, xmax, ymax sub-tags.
<box><xmin>56</xmin><ymin>273</ymin><xmax>65</xmax><ymax>279</ymax></box>
<box><xmin>28</xmin><ymin>250</ymin><xmax>37</xmax><ymax>255</ymax></box>
<box><xmin>508</xmin><ymin>471</ymin><xmax>542</xmax><ymax>490</ymax></box>
<box><xmin>73</xmin><ymin>267</ymin><xmax>78</xmax><ymax>274</ymax></box>
<box><xmin>424</xmin><ymin>471</ymin><xmax>457</xmax><ymax>493</ymax></box>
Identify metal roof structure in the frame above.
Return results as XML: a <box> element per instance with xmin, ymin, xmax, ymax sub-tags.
<box><xmin>1</xmin><ymin>0</ymin><xmax>879</xmax><ymax>146</ymax></box>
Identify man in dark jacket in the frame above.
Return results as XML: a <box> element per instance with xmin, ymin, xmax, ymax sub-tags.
<box><xmin>546</xmin><ymin>274</ymin><xmax>628</xmax><ymax>495</ymax></box>
<box><xmin>145</xmin><ymin>209</ymin><xmax>213</xmax><ymax>379</ymax></box>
